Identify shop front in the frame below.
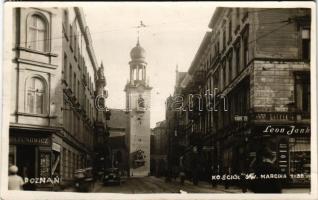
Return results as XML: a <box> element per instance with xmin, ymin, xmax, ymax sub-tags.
<box><xmin>9</xmin><ymin>128</ymin><xmax>61</xmax><ymax>191</ymax></box>
<box><xmin>251</xmin><ymin>124</ymin><xmax>311</xmax><ymax>186</ymax></box>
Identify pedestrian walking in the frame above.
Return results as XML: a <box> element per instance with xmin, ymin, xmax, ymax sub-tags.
<box><xmin>249</xmin><ymin>147</ymin><xmax>282</xmax><ymax>193</ymax></box>
<box><xmin>8</xmin><ymin>165</ymin><xmax>24</xmax><ymax>191</ymax></box>
<box><xmin>179</xmin><ymin>166</ymin><xmax>186</xmax><ymax>185</ymax></box>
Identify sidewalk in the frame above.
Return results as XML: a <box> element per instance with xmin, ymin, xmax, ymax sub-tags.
<box><xmin>170</xmin><ymin>177</ymin><xmax>310</xmax><ymax>193</ymax></box>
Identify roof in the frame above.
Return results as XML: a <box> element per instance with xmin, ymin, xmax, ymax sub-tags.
<box><xmin>155</xmin><ymin>120</ymin><xmax>166</xmax><ymax>128</ymax></box>
<box><xmin>208</xmin><ymin>7</ymin><xmax>224</xmax><ymax>29</ymax></box>
<box><xmin>176</xmin><ymin>72</ymin><xmax>187</xmax><ymax>87</ymax></box>
<box><xmin>107</xmin><ymin>109</ymin><xmax>127</xmax><ymax>129</ymax></box>
<box><xmin>188</xmin><ymin>31</ymin><xmax>212</xmax><ymax>75</ymax></box>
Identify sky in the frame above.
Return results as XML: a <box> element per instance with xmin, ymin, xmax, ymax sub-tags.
<box><xmin>84</xmin><ymin>3</ymin><xmax>216</xmax><ymax>128</ymax></box>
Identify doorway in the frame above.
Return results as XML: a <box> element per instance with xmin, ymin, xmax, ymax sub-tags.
<box><xmin>16</xmin><ymin>145</ymin><xmax>36</xmax><ymax>179</ymax></box>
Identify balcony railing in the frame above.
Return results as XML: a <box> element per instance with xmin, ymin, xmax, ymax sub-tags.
<box><xmin>250</xmin><ymin>112</ymin><xmax>310</xmax><ymax>122</ymax></box>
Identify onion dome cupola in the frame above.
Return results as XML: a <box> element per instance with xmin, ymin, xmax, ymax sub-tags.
<box><xmin>130</xmin><ymin>39</ymin><xmax>146</xmax><ymax>61</ymax></box>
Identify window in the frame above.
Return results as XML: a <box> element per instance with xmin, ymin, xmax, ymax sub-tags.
<box><xmin>77</xmin><ymin>80</ymin><xmax>80</xmax><ymax>100</ymax></box>
<box><xmin>228</xmin><ymin>52</ymin><xmax>233</xmax><ymax>82</ymax></box>
<box><xmin>26</xmin><ymin>77</ymin><xmax>46</xmax><ymax>114</ymax></box>
<box><xmin>63</xmin><ymin>53</ymin><xmax>67</xmax><ymax>80</ymax></box>
<box><xmin>222</xmin><ymin>29</ymin><xmax>226</xmax><ymax>51</ymax></box>
<box><xmin>228</xmin><ymin>20</ymin><xmax>232</xmax><ymax>42</ymax></box>
<box><xmin>295</xmin><ymin>73</ymin><xmax>310</xmax><ymax>112</ymax></box>
<box><xmin>222</xmin><ymin>61</ymin><xmax>226</xmax><ymax>89</ymax></box>
<box><xmin>243</xmin><ymin>31</ymin><xmax>249</xmax><ymax>67</ymax></box>
<box><xmin>73</xmin><ymin>73</ymin><xmax>77</xmax><ymax>97</ymax></box>
<box><xmin>28</xmin><ymin>14</ymin><xmax>47</xmax><ymax>52</ymax></box>
<box><xmin>70</xmin><ymin>25</ymin><xmax>73</xmax><ymax>49</ymax></box>
<box><xmin>213</xmin><ymin>68</ymin><xmax>220</xmax><ymax>92</ymax></box>
<box><xmin>69</xmin><ymin>64</ymin><xmax>72</xmax><ymax>89</ymax></box>
<box><xmin>63</xmin><ymin>9</ymin><xmax>69</xmax><ymax>38</ymax></box>
<box><xmin>234</xmin><ymin>41</ymin><xmax>241</xmax><ymax>73</ymax></box>
<box><xmin>301</xmin><ymin>28</ymin><xmax>310</xmax><ymax>61</ymax></box>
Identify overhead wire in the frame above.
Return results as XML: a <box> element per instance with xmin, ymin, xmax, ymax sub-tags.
<box><xmin>13</xmin><ymin>8</ymin><xmax>294</xmax><ymax>46</ymax></box>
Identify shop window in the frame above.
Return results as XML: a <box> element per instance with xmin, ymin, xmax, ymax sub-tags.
<box><xmin>27</xmin><ymin>14</ymin><xmax>48</xmax><ymax>52</ymax></box>
<box><xmin>62</xmin><ymin>148</ymin><xmax>67</xmax><ymax>178</ymax></box>
<box><xmin>289</xmin><ymin>138</ymin><xmax>310</xmax><ymax>175</ymax></box>
<box><xmin>26</xmin><ymin>77</ymin><xmax>46</xmax><ymax>114</ymax></box>
<box><xmin>295</xmin><ymin>72</ymin><xmax>310</xmax><ymax>113</ymax></box>
<box><xmin>39</xmin><ymin>152</ymin><xmax>51</xmax><ymax>178</ymax></box>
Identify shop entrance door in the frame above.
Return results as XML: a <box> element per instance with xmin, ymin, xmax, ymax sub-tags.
<box><xmin>16</xmin><ymin>145</ymin><xmax>36</xmax><ymax>179</ymax></box>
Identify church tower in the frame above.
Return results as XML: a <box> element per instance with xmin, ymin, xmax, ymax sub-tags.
<box><xmin>124</xmin><ymin>39</ymin><xmax>152</xmax><ymax>177</ymax></box>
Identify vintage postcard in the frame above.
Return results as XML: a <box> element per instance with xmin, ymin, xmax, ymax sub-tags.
<box><xmin>0</xmin><ymin>1</ymin><xmax>317</xmax><ymax>200</ymax></box>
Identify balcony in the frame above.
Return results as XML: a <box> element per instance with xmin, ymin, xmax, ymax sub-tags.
<box><xmin>250</xmin><ymin>112</ymin><xmax>310</xmax><ymax>122</ymax></box>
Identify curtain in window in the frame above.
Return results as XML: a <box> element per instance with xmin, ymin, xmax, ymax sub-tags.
<box><xmin>28</xmin><ymin>15</ymin><xmax>46</xmax><ymax>51</ymax></box>
<box><xmin>27</xmin><ymin>77</ymin><xmax>45</xmax><ymax>114</ymax></box>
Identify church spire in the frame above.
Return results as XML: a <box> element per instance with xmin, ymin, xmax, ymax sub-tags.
<box><xmin>137</xmin><ymin>33</ymin><xmax>140</xmax><ymax>46</ymax></box>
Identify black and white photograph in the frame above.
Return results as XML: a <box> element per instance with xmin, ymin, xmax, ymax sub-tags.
<box><xmin>0</xmin><ymin>1</ymin><xmax>316</xmax><ymax>200</ymax></box>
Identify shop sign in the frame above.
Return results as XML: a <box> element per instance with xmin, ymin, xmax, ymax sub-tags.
<box><xmin>10</xmin><ymin>134</ymin><xmax>51</xmax><ymax>146</ymax></box>
<box><xmin>255</xmin><ymin>125</ymin><xmax>310</xmax><ymax>136</ymax></box>
<box><xmin>52</xmin><ymin>143</ymin><xmax>61</xmax><ymax>152</ymax></box>
<box><xmin>202</xmin><ymin>146</ymin><xmax>214</xmax><ymax>151</ymax></box>
<box><xmin>234</xmin><ymin>115</ymin><xmax>248</xmax><ymax>122</ymax></box>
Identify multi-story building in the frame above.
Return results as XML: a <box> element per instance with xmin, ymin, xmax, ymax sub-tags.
<box><xmin>9</xmin><ymin>7</ymin><xmax>108</xmax><ymax>189</ymax></box>
<box><xmin>107</xmin><ymin>108</ymin><xmax>128</xmax><ymax>176</ymax></box>
<box><xmin>94</xmin><ymin>63</ymin><xmax>111</xmax><ymax>176</ymax></box>
<box><xmin>167</xmin><ymin>7</ymin><xmax>311</xmax><ymax>186</ymax></box>
<box><xmin>150</xmin><ymin>120</ymin><xmax>168</xmax><ymax>177</ymax></box>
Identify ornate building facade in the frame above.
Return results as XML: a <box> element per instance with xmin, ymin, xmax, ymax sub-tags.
<box><xmin>9</xmin><ymin>7</ymin><xmax>108</xmax><ymax>189</ymax></box>
<box><xmin>166</xmin><ymin>7</ymin><xmax>311</xmax><ymax>186</ymax></box>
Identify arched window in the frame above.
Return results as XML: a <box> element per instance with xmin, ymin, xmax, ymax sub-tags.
<box><xmin>28</xmin><ymin>14</ymin><xmax>47</xmax><ymax>52</ymax></box>
<box><xmin>26</xmin><ymin>77</ymin><xmax>46</xmax><ymax>114</ymax></box>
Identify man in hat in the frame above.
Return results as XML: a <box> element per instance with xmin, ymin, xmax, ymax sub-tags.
<box><xmin>249</xmin><ymin>147</ymin><xmax>282</xmax><ymax>193</ymax></box>
<box><xmin>8</xmin><ymin>165</ymin><xmax>24</xmax><ymax>190</ymax></box>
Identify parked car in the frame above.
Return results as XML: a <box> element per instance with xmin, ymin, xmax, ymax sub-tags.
<box><xmin>74</xmin><ymin>167</ymin><xmax>94</xmax><ymax>192</ymax></box>
<box><xmin>103</xmin><ymin>168</ymin><xmax>121</xmax><ymax>185</ymax></box>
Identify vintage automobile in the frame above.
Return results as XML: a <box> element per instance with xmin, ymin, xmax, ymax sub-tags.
<box><xmin>74</xmin><ymin>167</ymin><xmax>94</xmax><ymax>192</ymax></box>
<box><xmin>103</xmin><ymin>168</ymin><xmax>121</xmax><ymax>185</ymax></box>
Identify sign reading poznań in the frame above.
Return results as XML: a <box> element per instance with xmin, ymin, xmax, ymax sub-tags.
<box><xmin>255</xmin><ymin>125</ymin><xmax>310</xmax><ymax>136</ymax></box>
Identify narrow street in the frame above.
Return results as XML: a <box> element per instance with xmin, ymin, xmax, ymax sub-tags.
<box><xmin>88</xmin><ymin>176</ymin><xmax>310</xmax><ymax>194</ymax></box>
<box><xmin>93</xmin><ymin>176</ymin><xmax>231</xmax><ymax>193</ymax></box>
